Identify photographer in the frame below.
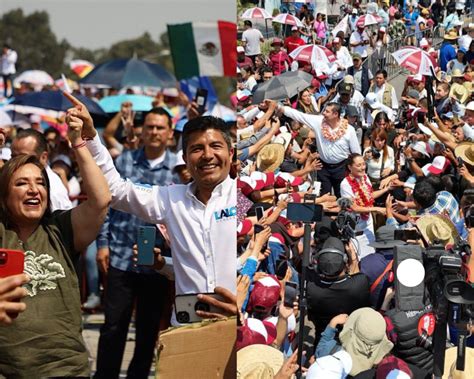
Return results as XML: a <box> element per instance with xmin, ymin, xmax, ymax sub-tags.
<box><xmin>306</xmin><ymin>237</ymin><xmax>370</xmax><ymax>346</ymax></box>
<box><xmin>363</xmin><ymin>128</ymin><xmax>395</xmax><ymax>189</ymax></box>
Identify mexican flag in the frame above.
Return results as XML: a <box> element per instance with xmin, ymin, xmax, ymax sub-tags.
<box><xmin>167</xmin><ymin>21</ymin><xmax>236</xmax><ymax>80</ymax></box>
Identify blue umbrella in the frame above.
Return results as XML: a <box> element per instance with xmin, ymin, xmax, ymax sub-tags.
<box><xmin>79</xmin><ymin>58</ymin><xmax>176</xmax><ymax>88</ymax></box>
<box><xmin>11</xmin><ymin>90</ymin><xmax>106</xmax><ymax>116</ymax></box>
<box><xmin>99</xmin><ymin>94</ymin><xmax>155</xmax><ymax>113</ymax></box>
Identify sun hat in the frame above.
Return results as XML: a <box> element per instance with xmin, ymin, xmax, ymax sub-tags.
<box><xmin>376</xmin><ymin>355</ymin><xmax>413</xmax><ymax>379</ymax></box>
<box><xmin>450</xmin><ymin>83</ymin><xmax>469</xmax><ymax>104</ymax></box>
<box><xmin>444</xmin><ymin>30</ymin><xmax>459</xmax><ymax>40</ymax></box>
<box><xmin>339</xmin><ymin>308</ymin><xmax>394</xmax><ymax>376</ymax></box>
<box><xmin>246</xmin><ymin>275</ymin><xmax>281</xmax><ymax>314</ymax></box>
<box><xmin>236</xmin><ymin>318</ymin><xmax>278</xmax><ymax>350</ymax></box>
<box><xmin>463</xmin><ymin>81</ymin><xmax>474</xmax><ymax>93</ymax></box>
<box><xmin>256</xmin><ymin>143</ymin><xmax>285</xmax><ymax>173</ymax></box>
<box><xmin>416</xmin><ymin>214</ymin><xmax>460</xmax><ymax>247</ymax></box>
<box><xmin>451</xmin><ymin>68</ymin><xmax>465</xmax><ymax>78</ymax></box>
<box><xmin>425</xmin><ymin>155</ymin><xmax>451</xmax><ymax>175</ymax></box>
<box><xmin>443</xmin><ymin>347</ymin><xmax>474</xmax><ymax>379</ymax></box>
<box><xmin>273</xmin><ymin>131</ymin><xmax>292</xmax><ymax>151</ymax></box>
<box><xmin>306</xmin><ymin>350</ymin><xmax>353</xmax><ymax>379</ymax></box>
<box><xmin>368</xmin><ymin>225</ymin><xmax>406</xmax><ymax>249</ymax></box>
<box><xmin>436</xmin><ymin>71</ymin><xmax>452</xmax><ymax>83</ymax></box>
<box><xmin>455</xmin><ymin>141</ymin><xmax>474</xmax><ymax>165</ymax></box>
<box><xmin>236</xmin><ymin>361</ymin><xmax>274</xmax><ymax>379</ymax></box>
<box><xmin>237</xmin><ymin>344</ymin><xmax>284</xmax><ymax>378</ymax></box>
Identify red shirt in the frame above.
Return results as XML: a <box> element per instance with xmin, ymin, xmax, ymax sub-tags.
<box><xmin>284</xmin><ymin>36</ymin><xmax>305</xmax><ymax>54</ymax></box>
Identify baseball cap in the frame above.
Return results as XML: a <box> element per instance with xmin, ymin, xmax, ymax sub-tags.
<box><xmin>237</xmin><ymin>46</ymin><xmax>245</xmax><ymax>53</ymax></box>
<box><xmin>316</xmin><ymin>237</ymin><xmax>346</xmax><ymax>277</ymax></box>
<box><xmin>344</xmin><ymin>75</ymin><xmax>355</xmax><ymax>85</ymax></box>
<box><xmin>376</xmin><ymin>355</ymin><xmax>413</xmax><ymax>379</ymax></box>
<box><xmin>420</xmin><ymin>38</ymin><xmax>429</xmax><ymax>48</ymax></box>
<box><xmin>410</xmin><ymin>141</ymin><xmax>430</xmax><ymax>157</ymax></box>
<box><xmin>365</xmin><ymin>92</ymin><xmax>383</xmax><ymax>109</ymax></box>
<box><xmin>352</xmin><ymin>53</ymin><xmax>362</xmax><ymax>61</ymax></box>
<box><xmin>346</xmin><ymin>105</ymin><xmax>359</xmax><ymax>118</ymax></box>
<box><xmin>333</xmin><ymin>37</ymin><xmax>341</xmax><ymax>44</ymax></box>
<box><xmin>466</xmin><ymin>101</ymin><xmax>474</xmax><ymax>111</ymax></box>
<box><xmin>247</xmin><ymin>275</ymin><xmax>281</xmax><ymax>314</ymax></box>
<box><xmin>0</xmin><ymin>147</ymin><xmax>11</xmax><ymax>161</ymax></box>
<box><xmin>339</xmin><ymin>83</ymin><xmax>353</xmax><ymax>95</ymax></box>
<box><xmin>409</xmin><ymin>73</ymin><xmax>424</xmax><ymax>83</ymax></box>
<box><xmin>379</xmin><ymin>26</ymin><xmax>386</xmax><ymax>33</ymax></box>
<box><xmin>271</xmin><ymin>37</ymin><xmax>282</xmax><ymax>46</ymax></box>
<box><xmin>51</xmin><ymin>154</ymin><xmax>72</xmax><ymax>169</ymax></box>
<box><xmin>407</xmin><ymin>89</ymin><xmax>420</xmax><ymax>99</ymax></box>
<box><xmin>291</xmin><ymin>26</ymin><xmax>298</xmax><ymax>31</ymax></box>
<box><xmin>352</xmin><ymin>9</ymin><xmax>358</xmax><ymax>14</ymax></box>
<box><xmin>306</xmin><ymin>350</ymin><xmax>352</xmax><ymax>379</ymax></box>
<box><xmin>426</xmin><ymin>156</ymin><xmax>450</xmax><ymax>175</ymax></box>
<box><xmin>236</xmin><ymin>318</ymin><xmax>277</xmax><ymax>350</ymax></box>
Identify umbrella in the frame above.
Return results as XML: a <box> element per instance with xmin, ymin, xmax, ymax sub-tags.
<box><xmin>99</xmin><ymin>94</ymin><xmax>155</xmax><ymax>113</ymax></box>
<box><xmin>289</xmin><ymin>44</ymin><xmax>337</xmax><ymax>69</ymax></box>
<box><xmin>79</xmin><ymin>58</ymin><xmax>176</xmax><ymax>89</ymax></box>
<box><xmin>69</xmin><ymin>59</ymin><xmax>95</xmax><ymax>78</ymax></box>
<box><xmin>11</xmin><ymin>90</ymin><xmax>106</xmax><ymax>116</ymax></box>
<box><xmin>241</xmin><ymin>7</ymin><xmax>273</xmax><ymax>19</ymax></box>
<box><xmin>391</xmin><ymin>47</ymin><xmax>438</xmax><ymax>76</ymax></box>
<box><xmin>13</xmin><ymin>70</ymin><xmax>54</xmax><ymax>88</ymax></box>
<box><xmin>0</xmin><ymin>109</ymin><xmax>12</xmax><ymax>127</ymax></box>
<box><xmin>252</xmin><ymin>70</ymin><xmax>313</xmax><ymax>104</ymax></box>
<box><xmin>272</xmin><ymin>13</ymin><xmax>304</xmax><ymax>28</ymax></box>
<box><xmin>356</xmin><ymin>14</ymin><xmax>383</xmax><ymax>27</ymax></box>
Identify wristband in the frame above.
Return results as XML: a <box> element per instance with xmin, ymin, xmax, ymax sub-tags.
<box><xmin>72</xmin><ymin>140</ymin><xmax>87</xmax><ymax>149</ymax></box>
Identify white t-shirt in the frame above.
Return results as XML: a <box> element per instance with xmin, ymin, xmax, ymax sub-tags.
<box><xmin>46</xmin><ymin>165</ymin><xmax>73</xmax><ymax>211</ymax></box>
<box><xmin>350</xmin><ymin>30</ymin><xmax>371</xmax><ymax>58</ymax></box>
<box><xmin>363</xmin><ymin>146</ymin><xmax>395</xmax><ymax>180</ymax></box>
<box><xmin>458</xmin><ymin>34</ymin><xmax>472</xmax><ymax>51</ymax></box>
<box><xmin>242</xmin><ymin>28</ymin><xmax>264</xmax><ymax>56</ymax></box>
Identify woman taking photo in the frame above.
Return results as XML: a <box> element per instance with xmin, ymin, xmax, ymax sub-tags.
<box><xmin>0</xmin><ymin>111</ymin><xmax>111</xmax><ymax>377</ymax></box>
<box><xmin>340</xmin><ymin>154</ymin><xmax>392</xmax><ymax>259</ymax></box>
<box><xmin>363</xmin><ymin>128</ymin><xmax>395</xmax><ymax>187</ymax></box>
<box><xmin>363</xmin><ymin>111</ymin><xmax>397</xmax><ymax>148</ymax></box>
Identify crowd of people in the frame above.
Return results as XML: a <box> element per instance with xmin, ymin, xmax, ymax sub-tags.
<box><xmin>236</xmin><ymin>1</ymin><xmax>474</xmax><ymax>378</ymax></box>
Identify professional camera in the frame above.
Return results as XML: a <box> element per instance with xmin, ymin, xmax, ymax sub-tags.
<box><xmin>335</xmin><ymin>198</ymin><xmax>359</xmax><ymax>242</ymax></box>
<box><xmin>371</xmin><ymin>146</ymin><xmax>381</xmax><ymax>160</ymax></box>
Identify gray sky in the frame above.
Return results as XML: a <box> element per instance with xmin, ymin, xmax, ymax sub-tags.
<box><xmin>0</xmin><ymin>0</ymin><xmax>236</xmax><ymax>49</ymax></box>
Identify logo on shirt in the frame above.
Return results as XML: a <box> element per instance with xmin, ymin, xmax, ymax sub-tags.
<box><xmin>23</xmin><ymin>250</ymin><xmax>66</xmax><ymax>297</ymax></box>
<box><xmin>214</xmin><ymin>206</ymin><xmax>237</xmax><ymax>221</ymax></box>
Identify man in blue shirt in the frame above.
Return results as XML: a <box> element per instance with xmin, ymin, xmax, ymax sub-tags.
<box><xmin>94</xmin><ymin>107</ymin><xmax>180</xmax><ymax>379</ymax></box>
<box><xmin>439</xmin><ymin>31</ymin><xmax>458</xmax><ymax>71</ymax></box>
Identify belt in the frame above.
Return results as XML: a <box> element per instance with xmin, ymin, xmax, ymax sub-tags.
<box><xmin>321</xmin><ymin>160</ymin><xmax>346</xmax><ymax>168</ymax></box>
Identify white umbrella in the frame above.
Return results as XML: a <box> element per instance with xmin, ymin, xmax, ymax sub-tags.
<box><xmin>241</xmin><ymin>7</ymin><xmax>273</xmax><ymax>19</ymax></box>
<box><xmin>289</xmin><ymin>44</ymin><xmax>337</xmax><ymax>70</ymax></box>
<box><xmin>272</xmin><ymin>13</ymin><xmax>304</xmax><ymax>28</ymax></box>
<box><xmin>392</xmin><ymin>47</ymin><xmax>438</xmax><ymax>76</ymax></box>
<box><xmin>332</xmin><ymin>15</ymin><xmax>349</xmax><ymax>37</ymax></box>
<box><xmin>13</xmin><ymin>70</ymin><xmax>54</xmax><ymax>88</ymax></box>
<box><xmin>356</xmin><ymin>14</ymin><xmax>383</xmax><ymax>27</ymax></box>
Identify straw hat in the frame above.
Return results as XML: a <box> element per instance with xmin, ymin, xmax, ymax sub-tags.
<box><xmin>463</xmin><ymin>81</ymin><xmax>474</xmax><ymax>93</ymax></box>
<box><xmin>436</xmin><ymin>71</ymin><xmax>452</xmax><ymax>83</ymax></box>
<box><xmin>339</xmin><ymin>308</ymin><xmax>394</xmax><ymax>376</ymax></box>
<box><xmin>451</xmin><ymin>69</ymin><xmax>464</xmax><ymax>78</ymax></box>
<box><xmin>256</xmin><ymin>143</ymin><xmax>285</xmax><ymax>173</ymax></box>
<box><xmin>442</xmin><ymin>347</ymin><xmax>474</xmax><ymax>379</ymax></box>
<box><xmin>455</xmin><ymin>141</ymin><xmax>474</xmax><ymax>166</ymax></box>
<box><xmin>237</xmin><ymin>344</ymin><xmax>284</xmax><ymax>378</ymax></box>
<box><xmin>444</xmin><ymin>30</ymin><xmax>459</xmax><ymax>40</ymax></box>
<box><xmin>450</xmin><ymin>83</ymin><xmax>469</xmax><ymax>104</ymax></box>
<box><xmin>416</xmin><ymin>214</ymin><xmax>459</xmax><ymax>247</ymax></box>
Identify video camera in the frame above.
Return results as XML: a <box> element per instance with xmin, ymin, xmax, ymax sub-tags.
<box><xmin>335</xmin><ymin>198</ymin><xmax>359</xmax><ymax>242</ymax></box>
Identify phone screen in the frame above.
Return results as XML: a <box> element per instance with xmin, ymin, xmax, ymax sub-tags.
<box><xmin>287</xmin><ymin>203</ymin><xmax>323</xmax><ymax>223</ymax></box>
<box><xmin>256</xmin><ymin>206</ymin><xmax>264</xmax><ymax>221</ymax></box>
<box><xmin>284</xmin><ymin>281</ymin><xmax>298</xmax><ymax>308</ymax></box>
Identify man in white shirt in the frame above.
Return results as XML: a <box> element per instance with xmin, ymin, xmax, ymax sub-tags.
<box><xmin>332</xmin><ymin>37</ymin><xmax>353</xmax><ymax>81</ymax></box>
<box><xmin>242</xmin><ymin>20</ymin><xmax>264</xmax><ymax>62</ymax></box>
<box><xmin>350</xmin><ymin>25</ymin><xmax>371</xmax><ymax>58</ymax></box>
<box><xmin>1</xmin><ymin>44</ymin><xmax>17</xmax><ymax>98</ymax></box>
<box><xmin>10</xmin><ymin>129</ymin><xmax>73</xmax><ymax>211</ymax></box>
<box><xmin>458</xmin><ymin>24</ymin><xmax>474</xmax><ymax>51</ymax></box>
<box><xmin>368</xmin><ymin>69</ymin><xmax>399</xmax><ymax>112</ymax></box>
<box><xmin>64</xmin><ymin>93</ymin><xmax>237</xmax><ymax>317</ymax></box>
<box><xmin>274</xmin><ymin>100</ymin><xmax>361</xmax><ymax>197</ymax></box>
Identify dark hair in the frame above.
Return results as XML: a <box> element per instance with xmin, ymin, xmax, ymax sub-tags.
<box><xmin>0</xmin><ymin>154</ymin><xmax>51</xmax><ymax>226</ymax></box>
<box><xmin>425</xmin><ymin>175</ymin><xmax>445</xmax><ymax>193</ymax></box>
<box><xmin>15</xmin><ymin>129</ymin><xmax>48</xmax><ymax>156</ymax></box>
<box><xmin>346</xmin><ymin>153</ymin><xmax>363</xmax><ymax>169</ymax></box>
<box><xmin>144</xmin><ymin>107</ymin><xmax>172</xmax><ymax>128</ymax></box>
<box><xmin>326</xmin><ymin>102</ymin><xmax>342</xmax><ymax>117</ymax></box>
<box><xmin>413</xmin><ymin>180</ymin><xmax>437</xmax><ymax>209</ymax></box>
<box><xmin>244</xmin><ymin>20</ymin><xmax>252</xmax><ymax>28</ymax></box>
<box><xmin>375</xmin><ymin>69</ymin><xmax>388</xmax><ymax>79</ymax></box>
<box><xmin>44</xmin><ymin>127</ymin><xmax>60</xmax><ymax>139</ymax></box>
<box><xmin>395</xmin><ymin>11</ymin><xmax>402</xmax><ymax>20</ymax></box>
<box><xmin>261</xmin><ymin>66</ymin><xmax>273</xmax><ymax>75</ymax></box>
<box><xmin>182</xmin><ymin>116</ymin><xmax>232</xmax><ymax>153</ymax></box>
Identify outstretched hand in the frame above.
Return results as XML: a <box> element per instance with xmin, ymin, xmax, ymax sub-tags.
<box><xmin>196</xmin><ymin>287</ymin><xmax>238</xmax><ymax>319</ymax></box>
<box><xmin>63</xmin><ymin>91</ymin><xmax>96</xmax><ymax>139</ymax></box>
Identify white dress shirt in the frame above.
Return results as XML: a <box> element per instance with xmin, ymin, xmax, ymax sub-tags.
<box><xmin>363</xmin><ymin>146</ymin><xmax>395</xmax><ymax>180</ymax></box>
<box><xmin>46</xmin><ymin>165</ymin><xmax>73</xmax><ymax>211</ymax></box>
<box><xmin>350</xmin><ymin>30</ymin><xmax>371</xmax><ymax>58</ymax></box>
<box><xmin>333</xmin><ymin>46</ymin><xmax>353</xmax><ymax>80</ymax></box>
<box><xmin>282</xmin><ymin>107</ymin><xmax>361</xmax><ymax>164</ymax></box>
<box><xmin>370</xmin><ymin>83</ymin><xmax>399</xmax><ymax>111</ymax></box>
<box><xmin>1</xmin><ymin>49</ymin><xmax>17</xmax><ymax>75</ymax></box>
<box><xmin>87</xmin><ymin>135</ymin><xmax>236</xmax><ymax>295</ymax></box>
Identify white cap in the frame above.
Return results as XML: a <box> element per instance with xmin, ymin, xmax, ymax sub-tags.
<box><xmin>29</xmin><ymin>114</ymin><xmax>41</xmax><ymax>124</ymax></box>
<box><xmin>162</xmin><ymin>88</ymin><xmax>179</xmax><ymax>97</ymax></box>
<box><xmin>344</xmin><ymin>75</ymin><xmax>355</xmax><ymax>84</ymax></box>
<box><xmin>411</xmin><ymin>141</ymin><xmax>430</xmax><ymax>157</ymax></box>
<box><xmin>333</xmin><ymin>37</ymin><xmax>341</xmax><ymax>43</ymax></box>
<box><xmin>380</xmin><ymin>26</ymin><xmax>386</xmax><ymax>33</ymax></box>
<box><xmin>237</xmin><ymin>46</ymin><xmax>245</xmax><ymax>53</ymax></box>
<box><xmin>352</xmin><ymin>9</ymin><xmax>358</xmax><ymax>14</ymax></box>
<box><xmin>291</xmin><ymin>26</ymin><xmax>298</xmax><ymax>31</ymax></box>
<box><xmin>365</xmin><ymin>93</ymin><xmax>383</xmax><ymax>109</ymax></box>
<box><xmin>51</xmin><ymin>154</ymin><xmax>72</xmax><ymax>169</ymax></box>
<box><xmin>306</xmin><ymin>350</ymin><xmax>352</xmax><ymax>379</ymax></box>
<box><xmin>420</xmin><ymin>38</ymin><xmax>429</xmax><ymax>48</ymax></box>
<box><xmin>0</xmin><ymin>147</ymin><xmax>11</xmax><ymax>161</ymax></box>
<box><xmin>466</xmin><ymin>101</ymin><xmax>474</xmax><ymax>111</ymax></box>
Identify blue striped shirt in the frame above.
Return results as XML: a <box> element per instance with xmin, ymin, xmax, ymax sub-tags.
<box><xmin>96</xmin><ymin>148</ymin><xmax>180</xmax><ymax>273</ymax></box>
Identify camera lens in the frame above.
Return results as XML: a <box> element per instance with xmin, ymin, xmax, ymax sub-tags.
<box><xmin>176</xmin><ymin>311</ymin><xmax>190</xmax><ymax>323</ymax></box>
<box><xmin>416</xmin><ymin>330</ymin><xmax>433</xmax><ymax>351</ymax></box>
<box><xmin>194</xmin><ymin>301</ymin><xmax>210</xmax><ymax>313</ymax></box>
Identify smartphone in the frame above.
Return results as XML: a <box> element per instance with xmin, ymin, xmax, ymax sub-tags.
<box><xmin>284</xmin><ymin>281</ymin><xmax>298</xmax><ymax>308</ymax></box>
<box><xmin>394</xmin><ymin>229</ymin><xmax>421</xmax><ymax>242</ymax></box>
<box><xmin>309</xmin><ymin>143</ymin><xmax>318</xmax><ymax>154</ymax></box>
<box><xmin>137</xmin><ymin>226</ymin><xmax>156</xmax><ymax>265</ymax></box>
<box><xmin>175</xmin><ymin>293</ymin><xmax>224</xmax><ymax>323</ymax></box>
<box><xmin>256</xmin><ymin>206</ymin><xmax>265</xmax><ymax>221</ymax></box>
<box><xmin>0</xmin><ymin>249</ymin><xmax>24</xmax><ymax>278</ymax></box>
<box><xmin>286</xmin><ymin>203</ymin><xmax>323</xmax><ymax>223</ymax></box>
<box><xmin>304</xmin><ymin>193</ymin><xmax>317</xmax><ymax>202</ymax></box>
<box><xmin>312</xmin><ymin>181</ymin><xmax>321</xmax><ymax>196</ymax></box>
<box><xmin>458</xmin><ymin>157</ymin><xmax>464</xmax><ymax>167</ymax></box>
<box><xmin>195</xmin><ymin>88</ymin><xmax>208</xmax><ymax>115</ymax></box>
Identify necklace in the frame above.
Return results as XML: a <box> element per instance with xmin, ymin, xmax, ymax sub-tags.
<box><xmin>321</xmin><ymin>119</ymin><xmax>348</xmax><ymax>142</ymax></box>
<box><xmin>346</xmin><ymin>174</ymin><xmax>374</xmax><ymax>221</ymax></box>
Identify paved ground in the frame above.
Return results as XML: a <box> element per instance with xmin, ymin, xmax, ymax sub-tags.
<box><xmin>82</xmin><ymin>312</ymin><xmax>156</xmax><ymax>379</ymax></box>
